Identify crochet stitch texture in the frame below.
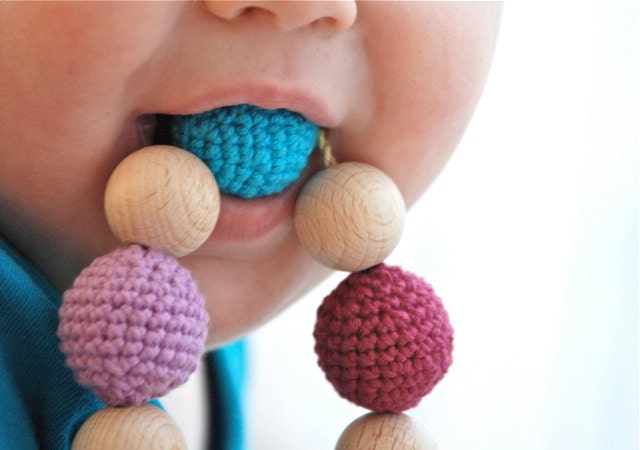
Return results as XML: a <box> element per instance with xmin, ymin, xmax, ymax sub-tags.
<box><xmin>314</xmin><ymin>264</ymin><xmax>454</xmax><ymax>413</ymax></box>
<box><xmin>171</xmin><ymin>104</ymin><xmax>320</xmax><ymax>199</ymax></box>
<box><xmin>57</xmin><ymin>245</ymin><xmax>208</xmax><ymax>406</ymax></box>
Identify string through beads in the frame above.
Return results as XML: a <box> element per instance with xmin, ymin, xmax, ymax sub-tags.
<box><xmin>318</xmin><ymin>129</ymin><xmax>337</xmax><ymax>168</ymax></box>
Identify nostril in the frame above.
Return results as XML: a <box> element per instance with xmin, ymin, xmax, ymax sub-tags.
<box><xmin>206</xmin><ymin>3</ymin><xmax>276</xmax><ymax>23</ymax></box>
<box><xmin>234</xmin><ymin>6</ymin><xmax>276</xmax><ymax>22</ymax></box>
<box><xmin>204</xmin><ymin>1</ymin><xmax>357</xmax><ymax>32</ymax></box>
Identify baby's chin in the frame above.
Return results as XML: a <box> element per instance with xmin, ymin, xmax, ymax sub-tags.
<box><xmin>181</xmin><ymin>237</ymin><xmax>332</xmax><ymax>349</ymax></box>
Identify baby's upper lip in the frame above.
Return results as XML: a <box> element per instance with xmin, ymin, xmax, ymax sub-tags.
<box><xmin>157</xmin><ymin>79</ymin><xmax>337</xmax><ymax>129</ymax></box>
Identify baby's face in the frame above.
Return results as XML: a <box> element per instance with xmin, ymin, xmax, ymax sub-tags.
<box><xmin>0</xmin><ymin>2</ymin><xmax>501</xmax><ymax>347</ymax></box>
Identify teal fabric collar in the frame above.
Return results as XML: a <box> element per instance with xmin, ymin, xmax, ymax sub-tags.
<box><xmin>0</xmin><ymin>234</ymin><xmax>105</xmax><ymax>449</ymax></box>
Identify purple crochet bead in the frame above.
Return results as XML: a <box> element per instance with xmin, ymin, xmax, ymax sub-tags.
<box><xmin>58</xmin><ymin>245</ymin><xmax>209</xmax><ymax>406</ymax></box>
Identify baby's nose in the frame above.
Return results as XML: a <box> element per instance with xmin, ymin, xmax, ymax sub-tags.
<box><xmin>204</xmin><ymin>0</ymin><xmax>357</xmax><ymax>32</ymax></box>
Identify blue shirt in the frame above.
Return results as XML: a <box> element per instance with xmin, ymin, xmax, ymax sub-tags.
<box><xmin>0</xmin><ymin>235</ymin><xmax>245</xmax><ymax>449</ymax></box>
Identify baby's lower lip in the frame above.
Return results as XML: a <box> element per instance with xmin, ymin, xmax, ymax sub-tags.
<box><xmin>204</xmin><ymin>150</ymin><xmax>323</xmax><ymax>244</ymax></box>
<box><xmin>208</xmin><ymin>188</ymin><xmax>295</xmax><ymax>243</ymax></box>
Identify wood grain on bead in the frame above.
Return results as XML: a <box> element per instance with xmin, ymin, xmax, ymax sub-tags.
<box><xmin>71</xmin><ymin>405</ymin><xmax>187</xmax><ymax>450</ymax></box>
<box><xmin>294</xmin><ymin>162</ymin><xmax>405</xmax><ymax>272</ymax></box>
<box><xmin>104</xmin><ymin>145</ymin><xmax>220</xmax><ymax>257</ymax></box>
<box><xmin>336</xmin><ymin>413</ymin><xmax>439</xmax><ymax>450</ymax></box>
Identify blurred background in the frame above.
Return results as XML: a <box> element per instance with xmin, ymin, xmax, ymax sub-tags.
<box><xmin>166</xmin><ymin>3</ymin><xmax>638</xmax><ymax>449</ymax></box>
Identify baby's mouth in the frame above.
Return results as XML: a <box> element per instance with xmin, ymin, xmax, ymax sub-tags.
<box><xmin>141</xmin><ymin>105</ymin><xmax>320</xmax><ymax>199</ymax></box>
<box><xmin>134</xmin><ymin>106</ymin><xmax>326</xmax><ymax>244</ymax></box>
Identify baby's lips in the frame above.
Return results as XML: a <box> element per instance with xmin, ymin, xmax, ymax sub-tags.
<box><xmin>170</xmin><ymin>104</ymin><xmax>320</xmax><ymax>199</ymax></box>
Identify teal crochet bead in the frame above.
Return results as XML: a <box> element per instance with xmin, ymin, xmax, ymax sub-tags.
<box><xmin>171</xmin><ymin>104</ymin><xmax>320</xmax><ymax>199</ymax></box>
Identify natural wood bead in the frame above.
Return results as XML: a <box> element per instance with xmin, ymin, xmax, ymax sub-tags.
<box><xmin>336</xmin><ymin>413</ymin><xmax>439</xmax><ymax>450</ymax></box>
<box><xmin>104</xmin><ymin>145</ymin><xmax>220</xmax><ymax>257</ymax></box>
<box><xmin>71</xmin><ymin>405</ymin><xmax>187</xmax><ymax>450</ymax></box>
<box><xmin>294</xmin><ymin>162</ymin><xmax>405</xmax><ymax>272</ymax></box>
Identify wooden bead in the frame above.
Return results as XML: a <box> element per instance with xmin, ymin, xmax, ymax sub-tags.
<box><xmin>336</xmin><ymin>413</ymin><xmax>438</xmax><ymax>450</ymax></box>
<box><xmin>294</xmin><ymin>162</ymin><xmax>405</xmax><ymax>272</ymax></box>
<box><xmin>71</xmin><ymin>405</ymin><xmax>187</xmax><ymax>450</ymax></box>
<box><xmin>104</xmin><ymin>145</ymin><xmax>220</xmax><ymax>257</ymax></box>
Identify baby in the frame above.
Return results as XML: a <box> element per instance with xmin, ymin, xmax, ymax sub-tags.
<box><xmin>0</xmin><ymin>2</ymin><xmax>502</xmax><ymax>449</ymax></box>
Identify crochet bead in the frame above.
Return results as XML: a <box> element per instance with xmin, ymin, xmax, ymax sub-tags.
<box><xmin>171</xmin><ymin>104</ymin><xmax>319</xmax><ymax>199</ymax></box>
<box><xmin>104</xmin><ymin>145</ymin><xmax>220</xmax><ymax>258</ymax></box>
<box><xmin>314</xmin><ymin>264</ymin><xmax>453</xmax><ymax>413</ymax></box>
<box><xmin>58</xmin><ymin>245</ymin><xmax>209</xmax><ymax>406</ymax></box>
<box><xmin>294</xmin><ymin>162</ymin><xmax>405</xmax><ymax>272</ymax></box>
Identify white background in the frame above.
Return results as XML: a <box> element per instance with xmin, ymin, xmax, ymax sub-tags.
<box><xmin>165</xmin><ymin>3</ymin><xmax>639</xmax><ymax>449</ymax></box>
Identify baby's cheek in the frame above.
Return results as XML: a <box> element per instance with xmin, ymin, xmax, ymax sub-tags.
<box><xmin>8</xmin><ymin>3</ymin><xmax>181</xmax><ymax>111</ymax></box>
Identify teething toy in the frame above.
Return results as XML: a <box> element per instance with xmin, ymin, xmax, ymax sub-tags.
<box><xmin>58</xmin><ymin>245</ymin><xmax>208</xmax><ymax>406</ymax></box>
<box><xmin>314</xmin><ymin>264</ymin><xmax>453</xmax><ymax>413</ymax></box>
<box><xmin>58</xmin><ymin>103</ymin><xmax>453</xmax><ymax>448</ymax></box>
<box><xmin>336</xmin><ymin>413</ymin><xmax>438</xmax><ymax>450</ymax></box>
<box><xmin>291</xmin><ymin>130</ymin><xmax>453</xmax><ymax>415</ymax></box>
<box><xmin>104</xmin><ymin>145</ymin><xmax>220</xmax><ymax>257</ymax></box>
<box><xmin>171</xmin><ymin>104</ymin><xmax>319</xmax><ymax>199</ymax></box>
<box><xmin>72</xmin><ymin>404</ymin><xmax>188</xmax><ymax>449</ymax></box>
<box><xmin>294</xmin><ymin>161</ymin><xmax>405</xmax><ymax>272</ymax></box>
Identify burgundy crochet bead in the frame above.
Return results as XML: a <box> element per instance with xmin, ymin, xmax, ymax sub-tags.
<box><xmin>314</xmin><ymin>264</ymin><xmax>453</xmax><ymax>413</ymax></box>
<box><xmin>58</xmin><ymin>245</ymin><xmax>209</xmax><ymax>406</ymax></box>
